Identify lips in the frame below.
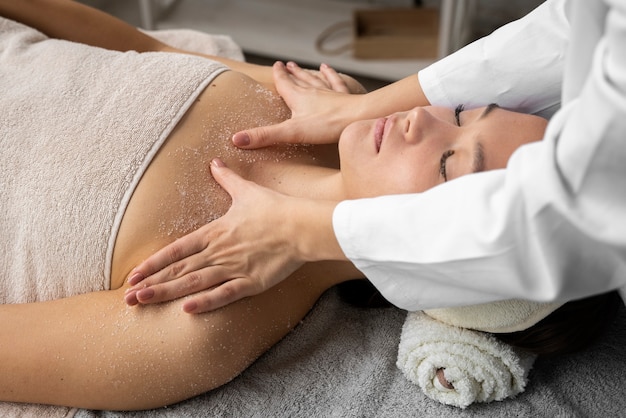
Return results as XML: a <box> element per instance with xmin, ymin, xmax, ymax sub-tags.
<box><xmin>374</xmin><ymin>117</ymin><xmax>387</xmax><ymax>152</ymax></box>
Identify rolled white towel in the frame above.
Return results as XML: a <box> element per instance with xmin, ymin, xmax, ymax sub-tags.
<box><xmin>396</xmin><ymin>311</ymin><xmax>536</xmax><ymax>408</ymax></box>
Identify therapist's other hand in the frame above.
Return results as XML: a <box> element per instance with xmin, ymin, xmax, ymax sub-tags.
<box><xmin>232</xmin><ymin>61</ymin><xmax>362</xmax><ymax>149</ymax></box>
<box><xmin>287</xmin><ymin>61</ymin><xmax>363</xmax><ymax>94</ymax></box>
<box><xmin>124</xmin><ymin>158</ymin><xmax>339</xmax><ymax>313</ymax></box>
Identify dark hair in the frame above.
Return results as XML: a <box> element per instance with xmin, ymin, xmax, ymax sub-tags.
<box><xmin>337</xmin><ymin>279</ymin><xmax>394</xmax><ymax>309</ymax></box>
<box><xmin>337</xmin><ymin>279</ymin><xmax>623</xmax><ymax>357</ymax></box>
<box><xmin>496</xmin><ymin>290</ymin><xmax>622</xmax><ymax>356</ymax></box>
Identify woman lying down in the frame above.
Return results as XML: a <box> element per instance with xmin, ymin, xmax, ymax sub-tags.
<box><xmin>0</xmin><ymin>0</ymin><xmax>620</xmax><ymax>411</ymax></box>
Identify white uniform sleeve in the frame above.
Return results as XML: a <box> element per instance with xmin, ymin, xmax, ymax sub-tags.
<box><xmin>333</xmin><ymin>0</ymin><xmax>626</xmax><ymax>310</ymax></box>
<box><xmin>419</xmin><ymin>0</ymin><xmax>568</xmax><ymax>118</ymax></box>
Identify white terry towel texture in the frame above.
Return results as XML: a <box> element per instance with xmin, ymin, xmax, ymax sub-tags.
<box><xmin>424</xmin><ymin>298</ymin><xmax>563</xmax><ymax>333</ymax></box>
<box><xmin>0</xmin><ymin>17</ymin><xmax>229</xmax><ymax>305</ymax></box>
<box><xmin>0</xmin><ymin>18</ymin><xmax>242</xmax><ymax>418</ymax></box>
<box><xmin>397</xmin><ymin>311</ymin><xmax>536</xmax><ymax>409</ymax></box>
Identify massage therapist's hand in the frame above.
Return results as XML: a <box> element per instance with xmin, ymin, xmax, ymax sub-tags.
<box><xmin>232</xmin><ymin>61</ymin><xmax>364</xmax><ymax>149</ymax></box>
<box><xmin>124</xmin><ymin>158</ymin><xmax>344</xmax><ymax>313</ymax></box>
<box><xmin>289</xmin><ymin>61</ymin><xmax>366</xmax><ymax>94</ymax></box>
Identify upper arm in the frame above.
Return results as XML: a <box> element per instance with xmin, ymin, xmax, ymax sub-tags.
<box><xmin>0</xmin><ymin>0</ymin><xmax>276</xmax><ymax>87</ymax></box>
<box><xmin>0</xmin><ymin>0</ymin><xmax>164</xmax><ymax>52</ymax></box>
<box><xmin>0</xmin><ymin>274</ymin><xmax>323</xmax><ymax>410</ymax></box>
<box><xmin>0</xmin><ymin>287</ymin><xmax>245</xmax><ymax>409</ymax></box>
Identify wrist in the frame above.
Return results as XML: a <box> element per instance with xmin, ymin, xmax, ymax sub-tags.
<box><xmin>326</xmin><ymin>94</ymin><xmax>363</xmax><ymax>141</ymax></box>
<box><xmin>291</xmin><ymin>197</ymin><xmax>346</xmax><ymax>262</ymax></box>
<box><xmin>358</xmin><ymin>74</ymin><xmax>429</xmax><ymax>119</ymax></box>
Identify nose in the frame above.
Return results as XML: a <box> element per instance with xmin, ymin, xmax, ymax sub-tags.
<box><xmin>403</xmin><ymin>107</ymin><xmax>443</xmax><ymax>144</ymax></box>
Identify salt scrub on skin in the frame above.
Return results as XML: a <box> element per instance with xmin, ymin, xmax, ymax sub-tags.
<box><xmin>156</xmin><ymin>144</ymin><xmax>226</xmax><ymax>238</ymax></box>
<box><xmin>98</xmin><ymin>300</ymin><xmax>242</xmax><ymax>404</ymax></box>
<box><xmin>156</xmin><ymin>78</ymin><xmax>310</xmax><ymax>239</ymax></box>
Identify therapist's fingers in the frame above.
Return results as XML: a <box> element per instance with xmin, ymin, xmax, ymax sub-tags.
<box><xmin>128</xmin><ymin>241</ymin><xmax>220</xmax><ymax>294</ymax></box>
<box><xmin>127</xmin><ymin>264</ymin><xmax>231</xmax><ymax>305</ymax></box>
<box><xmin>283</xmin><ymin>61</ymin><xmax>354</xmax><ymax>94</ymax></box>
<box><xmin>318</xmin><ymin>63</ymin><xmax>351</xmax><ymax>93</ymax></box>
<box><xmin>283</xmin><ymin>61</ymin><xmax>332</xmax><ymax>89</ymax></box>
<box><xmin>128</xmin><ymin>159</ymin><xmax>248</xmax><ymax>286</ymax></box>
<box><xmin>181</xmin><ymin>278</ymin><xmax>259</xmax><ymax>313</ymax></box>
<box><xmin>126</xmin><ymin>160</ymin><xmax>307</xmax><ymax>312</ymax></box>
<box><xmin>231</xmin><ymin>121</ymin><xmax>295</xmax><ymax>148</ymax></box>
<box><xmin>127</xmin><ymin>226</ymin><xmax>210</xmax><ymax>286</ymax></box>
<box><xmin>233</xmin><ymin>63</ymin><xmax>341</xmax><ymax>149</ymax></box>
<box><xmin>126</xmin><ymin>159</ymin><xmax>279</xmax><ymax>308</ymax></box>
<box><xmin>129</xmin><ymin>272</ymin><xmax>266</xmax><ymax>314</ymax></box>
<box><xmin>124</xmin><ymin>226</ymin><xmax>216</xmax><ymax>307</ymax></box>
<box><xmin>233</xmin><ymin>116</ymin><xmax>333</xmax><ymax>148</ymax></box>
<box><xmin>231</xmin><ymin>63</ymin><xmax>301</xmax><ymax>148</ymax></box>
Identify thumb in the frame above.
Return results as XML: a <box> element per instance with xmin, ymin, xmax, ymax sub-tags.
<box><xmin>232</xmin><ymin>119</ymin><xmax>299</xmax><ymax>149</ymax></box>
<box><xmin>209</xmin><ymin>158</ymin><xmax>249</xmax><ymax>199</ymax></box>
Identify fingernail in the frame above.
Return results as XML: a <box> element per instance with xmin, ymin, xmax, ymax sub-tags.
<box><xmin>232</xmin><ymin>132</ymin><xmax>250</xmax><ymax>147</ymax></box>
<box><xmin>124</xmin><ymin>290</ymin><xmax>138</xmax><ymax>306</ymax></box>
<box><xmin>136</xmin><ymin>287</ymin><xmax>155</xmax><ymax>302</ymax></box>
<box><xmin>127</xmin><ymin>271</ymin><xmax>143</xmax><ymax>285</ymax></box>
<box><xmin>286</xmin><ymin>61</ymin><xmax>296</xmax><ymax>68</ymax></box>
<box><xmin>211</xmin><ymin>157</ymin><xmax>226</xmax><ymax>168</ymax></box>
<box><xmin>320</xmin><ymin>63</ymin><xmax>328</xmax><ymax>69</ymax></box>
<box><xmin>183</xmin><ymin>300</ymin><xmax>198</xmax><ymax>313</ymax></box>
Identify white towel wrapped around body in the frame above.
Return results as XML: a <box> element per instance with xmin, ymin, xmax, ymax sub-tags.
<box><xmin>0</xmin><ymin>17</ymin><xmax>242</xmax><ymax>418</ymax></box>
<box><xmin>397</xmin><ymin>311</ymin><xmax>536</xmax><ymax>409</ymax></box>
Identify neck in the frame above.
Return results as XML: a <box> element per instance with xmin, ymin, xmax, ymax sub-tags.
<box><xmin>236</xmin><ymin>150</ymin><xmax>361</xmax><ymax>285</ymax></box>
<box><xmin>276</xmin><ymin>165</ymin><xmax>345</xmax><ymax>200</ymax></box>
<box><xmin>243</xmin><ymin>146</ymin><xmax>346</xmax><ymax>201</ymax></box>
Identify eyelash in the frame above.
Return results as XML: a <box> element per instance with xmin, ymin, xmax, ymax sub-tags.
<box><xmin>439</xmin><ymin>150</ymin><xmax>455</xmax><ymax>182</ymax></box>
<box><xmin>439</xmin><ymin>104</ymin><xmax>464</xmax><ymax>182</ymax></box>
<box><xmin>454</xmin><ymin>104</ymin><xmax>465</xmax><ymax>126</ymax></box>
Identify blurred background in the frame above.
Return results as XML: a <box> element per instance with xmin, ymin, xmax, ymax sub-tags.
<box><xmin>80</xmin><ymin>0</ymin><xmax>544</xmax><ymax>91</ymax></box>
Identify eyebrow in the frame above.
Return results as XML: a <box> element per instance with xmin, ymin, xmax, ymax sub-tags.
<box><xmin>470</xmin><ymin>103</ymin><xmax>498</xmax><ymax>173</ymax></box>
<box><xmin>472</xmin><ymin>141</ymin><xmax>485</xmax><ymax>173</ymax></box>
<box><xmin>479</xmin><ymin>103</ymin><xmax>500</xmax><ymax>120</ymax></box>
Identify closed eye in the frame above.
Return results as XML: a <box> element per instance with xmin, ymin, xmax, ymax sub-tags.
<box><xmin>439</xmin><ymin>150</ymin><xmax>455</xmax><ymax>182</ymax></box>
<box><xmin>454</xmin><ymin>104</ymin><xmax>464</xmax><ymax>126</ymax></box>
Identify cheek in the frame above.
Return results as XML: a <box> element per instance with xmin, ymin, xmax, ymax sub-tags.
<box><xmin>384</xmin><ymin>148</ymin><xmax>440</xmax><ymax>193</ymax></box>
<box><xmin>339</xmin><ymin>121</ymin><xmax>371</xmax><ymax>150</ymax></box>
<box><xmin>379</xmin><ymin>161</ymin><xmax>433</xmax><ymax>195</ymax></box>
<box><xmin>344</xmin><ymin>156</ymin><xmax>434</xmax><ymax>199</ymax></box>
